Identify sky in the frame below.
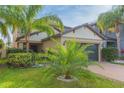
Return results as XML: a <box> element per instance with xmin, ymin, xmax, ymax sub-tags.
<box><xmin>0</xmin><ymin>5</ymin><xmax>112</xmax><ymax>42</ymax></box>
<box><xmin>38</xmin><ymin>5</ymin><xmax>112</xmax><ymax>27</ymax></box>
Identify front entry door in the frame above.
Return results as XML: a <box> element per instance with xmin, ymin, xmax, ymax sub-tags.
<box><xmin>30</xmin><ymin>44</ymin><xmax>38</xmax><ymax>52</ymax></box>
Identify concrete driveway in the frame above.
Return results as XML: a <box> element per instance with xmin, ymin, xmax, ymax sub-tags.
<box><xmin>88</xmin><ymin>62</ymin><xmax>124</xmax><ymax>82</ymax></box>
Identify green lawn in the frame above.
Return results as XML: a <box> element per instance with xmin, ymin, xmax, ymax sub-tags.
<box><xmin>0</xmin><ymin>67</ymin><xmax>124</xmax><ymax>88</ymax></box>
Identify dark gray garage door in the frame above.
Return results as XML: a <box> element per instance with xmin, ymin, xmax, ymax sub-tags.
<box><xmin>86</xmin><ymin>44</ymin><xmax>98</xmax><ymax>61</ymax></box>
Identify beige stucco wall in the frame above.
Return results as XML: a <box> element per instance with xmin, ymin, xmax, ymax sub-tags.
<box><xmin>42</xmin><ymin>37</ymin><xmax>61</xmax><ymax>51</ymax></box>
<box><xmin>63</xmin><ymin>26</ymin><xmax>102</xmax><ymax>40</ymax></box>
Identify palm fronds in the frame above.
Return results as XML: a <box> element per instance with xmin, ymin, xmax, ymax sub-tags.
<box><xmin>0</xmin><ymin>21</ymin><xmax>8</xmax><ymax>37</ymax></box>
<box><xmin>43</xmin><ymin>40</ymin><xmax>91</xmax><ymax>79</ymax></box>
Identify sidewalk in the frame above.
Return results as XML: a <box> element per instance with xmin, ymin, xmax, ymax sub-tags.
<box><xmin>88</xmin><ymin>62</ymin><xmax>124</xmax><ymax>82</ymax></box>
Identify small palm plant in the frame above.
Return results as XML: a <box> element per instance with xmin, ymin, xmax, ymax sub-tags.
<box><xmin>43</xmin><ymin>40</ymin><xmax>90</xmax><ymax>80</ymax></box>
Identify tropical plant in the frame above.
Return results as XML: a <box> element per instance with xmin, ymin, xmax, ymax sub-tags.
<box><xmin>0</xmin><ymin>6</ymin><xmax>64</xmax><ymax>52</ymax></box>
<box><xmin>20</xmin><ymin>5</ymin><xmax>64</xmax><ymax>52</ymax></box>
<box><xmin>97</xmin><ymin>5</ymin><xmax>124</xmax><ymax>56</ymax></box>
<box><xmin>0</xmin><ymin>21</ymin><xmax>8</xmax><ymax>37</ymax></box>
<box><xmin>0</xmin><ymin>6</ymin><xmax>25</xmax><ymax>48</ymax></box>
<box><xmin>43</xmin><ymin>40</ymin><xmax>90</xmax><ymax>79</ymax></box>
<box><xmin>0</xmin><ymin>19</ymin><xmax>12</xmax><ymax>49</ymax></box>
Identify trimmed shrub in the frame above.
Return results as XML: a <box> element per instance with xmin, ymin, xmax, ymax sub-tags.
<box><xmin>7</xmin><ymin>48</ymin><xmax>26</xmax><ymax>53</ymax></box>
<box><xmin>33</xmin><ymin>53</ymin><xmax>48</xmax><ymax>64</ymax></box>
<box><xmin>34</xmin><ymin>53</ymin><xmax>42</xmax><ymax>64</ymax></box>
<box><xmin>8</xmin><ymin>53</ymin><xmax>33</xmax><ymax>67</ymax></box>
<box><xmin>102</xmin><ymin>47</ymin><xmax>118</xmax><ymax>62</ymax></box>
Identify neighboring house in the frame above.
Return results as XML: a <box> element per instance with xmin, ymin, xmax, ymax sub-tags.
<box><xmin>16</xmin><ymin>23</ymin><xmax>116</xmax><ymax>62</ymax></box>
<box><xmin>89</xmin><ymin>23</ymin><xmax>117</xmax><ymax>48</ymax></box>
<box><xmin>91</xmin><ymin>23</ymin><xmax>124</xmax><ymax>55</ymax></box>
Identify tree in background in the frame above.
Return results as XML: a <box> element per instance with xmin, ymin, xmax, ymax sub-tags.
<box><xmin>21</xmin><ymin>5</ymin><xmax>64</xmax><ymax>52</ymax></box>
<box><xmin>0</xmin><ymin>6</ymin><xmax>25</xmax><ymax>48</ymax></box>
<box><xmin>0</xmin><ymin>21</ymin><xmax>8</xmax><ymax>49</ymax></box>
<box><xmin>97</xmin><ymin>5</ymin><xmax>124</xmax><ymax>56</ymax></box>
<box><xmin>0</xmin><ymin>21</ymin><xmax>8</xmax><ymax>37</ymax></box>
<box><xmin>0</xmin><ymin>6</ymin><xmax>64</xmax><ymax>52</ymax></box>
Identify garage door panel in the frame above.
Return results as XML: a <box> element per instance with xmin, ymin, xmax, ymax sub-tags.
<box><xmin>86</xmin><ymin>44</ymin><xmax>98</xmax><ymax>61</ymax></box>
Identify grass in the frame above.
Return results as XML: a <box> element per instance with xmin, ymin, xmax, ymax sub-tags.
<box><xmin>0</xmin><ymin>59</ymin><xmax>7</xmax><ymax>64</ymax></box>
<box><xmin>0</xmin><ymin>67</ymin><xmax>124</xmax><ymax>88</ymax></box>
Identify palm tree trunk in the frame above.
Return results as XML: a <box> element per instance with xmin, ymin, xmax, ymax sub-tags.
<box><xmin>65</xmin><ymin>71</ymin><xmax>71</xmax><ymax>79</ymax></box>
<box><xmin>13</xmin><ymin>27</ymin><xmax>18</xmax><ymax>48</ymax></box>
<box><xmin>115</xmin><ymin>23</ymin><xmax>121</xmax><ymax>57</ymax></box>
<box><xmin>25</xmin><ymin>33</ymin><xmax>30</xmax><ymax>52</ymax></box>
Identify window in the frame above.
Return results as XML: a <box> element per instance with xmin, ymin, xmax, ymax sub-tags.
<box><xmin>107</xmin><ymin>42</ymin><xmax>116</xmax><ymax>48</ymax></box>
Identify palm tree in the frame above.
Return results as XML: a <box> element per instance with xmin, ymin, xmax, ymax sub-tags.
<box><xmin>0</xmin><ymin>6</ymin><xmax>25</xmax><ymax>48</ymax></box>
<box><xmin>21</xmin><ymin>6</ymin><xmax>64</xmax><ymax>52</ymax></box>
<box><xmin>0</xmin><ymin>6</ymin><xmax>64</xmax><ymax>52</ymax></box>
<box><xmin>97</xmin><ymin>6</ymin><xmax>124</xmax><ymax>56</ymax></box>
<box><xmin>0</xmin><ymin>21</ymin><xmax>8</xmax><ymax>49</ymax></box>
<box><xmin>42</xmin><ymin>40</ymin><xmax>90</xmax><ymax>80</ymax></box>
<box><xmin>0</xmin><ymin>21</ymin><xmax>13</xmax><ymax>49</ymax></box>
<box><xmin>0</xmin><ymin>21</ymin><xmax>8</xmax><ymax>37</ymax></box>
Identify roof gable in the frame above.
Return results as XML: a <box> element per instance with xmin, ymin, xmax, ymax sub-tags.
<box><xmin>16</xmin><ymin>26</ymin><xmax>72</xmax><ymax>41</ymax></box>
<box><xmin>62</xmin><ymin>24</ymin><xmax>104</xmax><ymax>40</ymax></box>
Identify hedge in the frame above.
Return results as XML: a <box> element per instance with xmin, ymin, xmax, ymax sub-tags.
<box><xmin>102</xmin><ymin>47</ymin><xmax>118</xmax><ymax>62</ymax></box>
<box><xmin>7</xmin><ymin>52</ymin><xmax>46</xmax><ymax>67</ymax></box>
<box><xmin>33</xmin><ymin>53</ymin><xmax>48</xmax><ymax>64</ymax></box>
<box><xmin>8</xmin><ymin>53</ymin><xmax>33</xmax><ymax>67</ymax></box>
